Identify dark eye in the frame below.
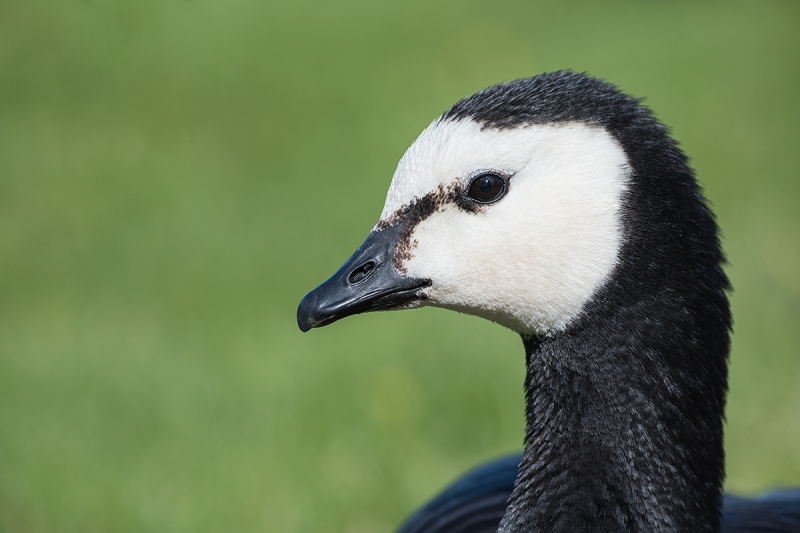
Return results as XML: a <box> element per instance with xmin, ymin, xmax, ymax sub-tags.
<box><xmin>466</xmin><ymin>173</ymin><xmax>507</xmax><ymax>203</ymax></box>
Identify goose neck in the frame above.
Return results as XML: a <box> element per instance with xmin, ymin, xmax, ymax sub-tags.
<box><xmin>499</xmin><ymin>308</ymin><xmax>728</xmax><ymax>533</ymax></box>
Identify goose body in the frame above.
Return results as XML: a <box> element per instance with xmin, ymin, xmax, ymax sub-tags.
<box><xmin>297</xmin><ymin>72</ymin><xmax>800</xmax><ymax>532</ymax></box>
<box><xmin>396</xmin><ymin>454</ymin><xmax>800</xmax><ymax>533</ymax></box>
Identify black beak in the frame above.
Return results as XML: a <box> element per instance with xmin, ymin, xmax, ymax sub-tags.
<box><xmin>297</xmin><ymin>223</ymin><xmax>431</xmax><ymax>332</ymax></box>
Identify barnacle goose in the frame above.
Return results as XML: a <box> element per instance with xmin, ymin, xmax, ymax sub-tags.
<box><xmin>297</xmin><ymin>71</ymin><xmax>800</xmax><ymax>532</ymax></box>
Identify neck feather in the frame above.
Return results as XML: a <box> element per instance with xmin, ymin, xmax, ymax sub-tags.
<box><xmin>498</xmin><ymin>287</ymin><xmax>729</xmax><ymax>533</ymax></box>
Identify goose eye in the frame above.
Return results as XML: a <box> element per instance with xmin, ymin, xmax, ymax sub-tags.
<box><xmin>466</xmin><ymin>173</ymin><xmax>507</xmax><ymax>203</ymax></box>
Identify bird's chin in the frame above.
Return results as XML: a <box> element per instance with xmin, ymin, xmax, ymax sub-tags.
<box><xmin>421</xmin><ymin>299</ymin><xmax>547</xmax><ymax>337</ymax></box>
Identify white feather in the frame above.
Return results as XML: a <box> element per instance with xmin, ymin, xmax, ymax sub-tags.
<box><xmin>378</xmin><ymin>118</ymin><xmax>629</xmax><ymax>336</ymax></box>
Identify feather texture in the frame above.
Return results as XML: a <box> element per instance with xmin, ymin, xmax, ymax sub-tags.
<box><xmin>397</xmin><ymin>455</ymin><xmax>800</xmax><ymax>533</ymax></box>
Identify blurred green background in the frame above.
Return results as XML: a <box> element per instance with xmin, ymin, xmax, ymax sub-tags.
<box><xmin>1</xmin><ymin>1</ymin><xmax>798</xmax><ymax>531</ymax></box>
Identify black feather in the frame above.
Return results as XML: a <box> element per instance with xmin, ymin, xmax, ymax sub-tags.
<box><xmin>397</xmin><ymin>455</ymin><xmax>800</xmax><ymax>533</ymax></box>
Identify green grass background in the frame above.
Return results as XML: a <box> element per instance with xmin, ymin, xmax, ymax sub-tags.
<box><xmin>1</xmin><ymin>1</ymin><xmax>798</xmax><ymax>531</ymax></box>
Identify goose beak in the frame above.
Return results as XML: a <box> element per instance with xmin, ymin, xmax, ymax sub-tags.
<box><xmin>296</xmin><ymin>223</ymin><xmax>431</xmax><ymax>332</ymax></box>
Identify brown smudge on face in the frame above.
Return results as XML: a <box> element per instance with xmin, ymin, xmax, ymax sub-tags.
<box><xmin>376</xmin><ymin>182</ymin><xmax>483</xmax><ymax>272</ymax></box>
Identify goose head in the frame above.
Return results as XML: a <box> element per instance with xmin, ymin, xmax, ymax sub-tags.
<box><xmin>299</xmin><ymin>75</ymin><xmax>630</xmax><ymax>337</ymax></box>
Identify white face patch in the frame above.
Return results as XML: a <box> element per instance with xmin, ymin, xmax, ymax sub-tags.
<box><xmin>377</xmin><ymin>118</ymin><xmax>629</xmax><ymax>336</ymax></box>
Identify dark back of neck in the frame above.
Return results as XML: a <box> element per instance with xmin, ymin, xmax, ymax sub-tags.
<box><xmin>498</xmin><ymin>288</ymin><xmax>730</xmax><ymax>532</ymax></box>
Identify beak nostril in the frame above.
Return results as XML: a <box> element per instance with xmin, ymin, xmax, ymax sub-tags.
<box><xmin>348</xmin><ymin>261</ymin><xmax>376</xmax><ymax>284</ymax></box>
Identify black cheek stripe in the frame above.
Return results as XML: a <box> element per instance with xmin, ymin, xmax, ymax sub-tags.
<box><xmin>375</xmin><ymin>183</ymin><xmax>482</xmax><ymax>272</ymax></box>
